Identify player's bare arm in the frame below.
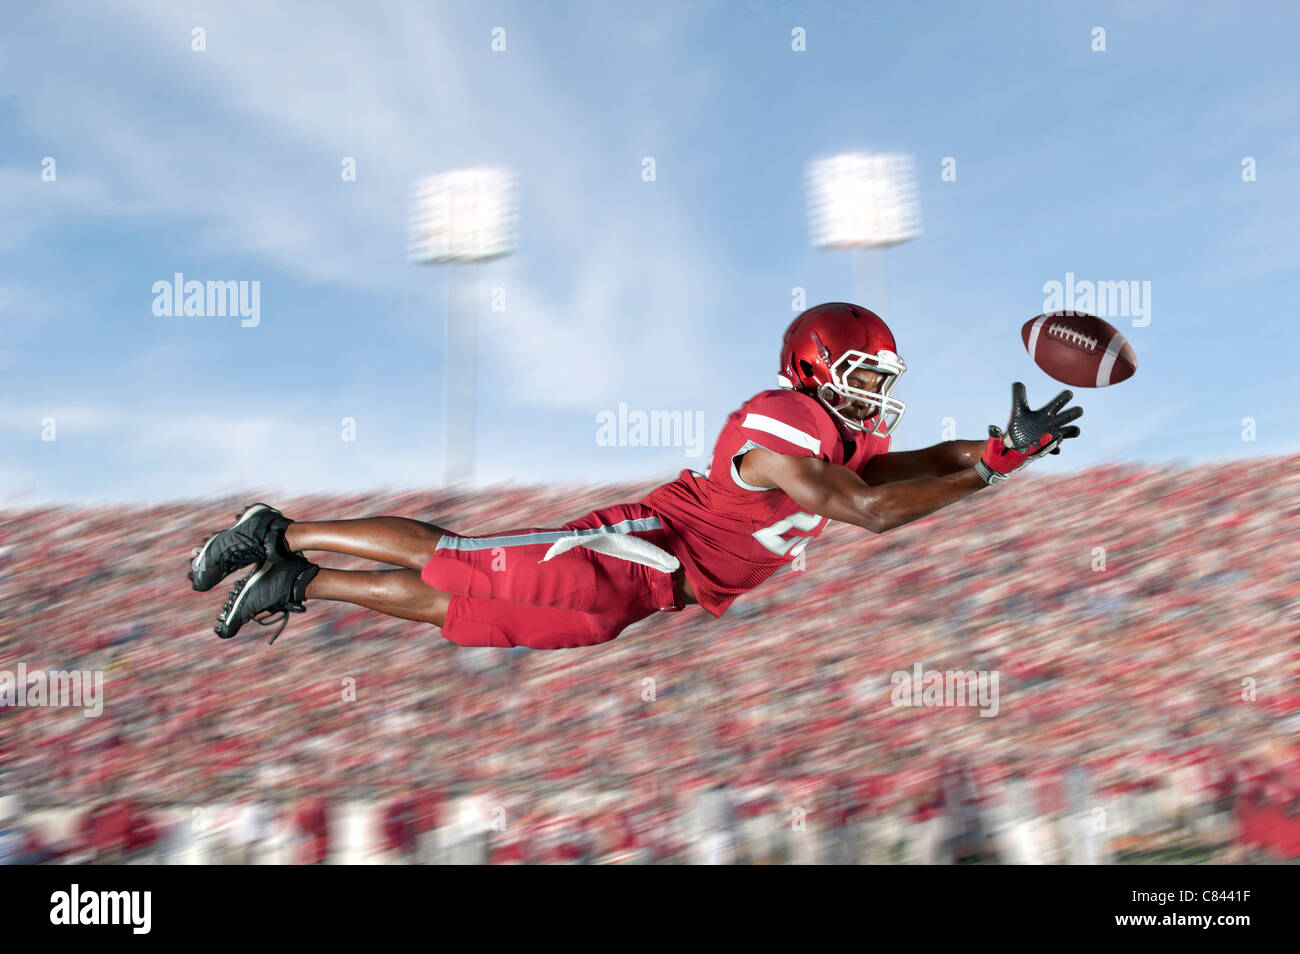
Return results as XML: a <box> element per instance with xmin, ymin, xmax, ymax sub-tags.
<box><xmin>739</xmin><ymin>448</ymin><xmax>985</xmax><ymax>533</ymax></box>
<box><xmin>739</xmin><ymin>379</ymin><xmax>1084</xmax><ymax>532</ymax></box>
<box><xmin>860</xmin><ymin>440</ymin><xmax>984</xmax><ymax>484</ymax></box>
<box><xmin>859</xmin><ymin>384</ymin><xmax>1082</xmax><ymax>485</ymax></box>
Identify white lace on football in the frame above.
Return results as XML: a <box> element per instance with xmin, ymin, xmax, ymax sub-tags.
<box><xmin>1046</xmin><ymin>322</ymin><xmax>1099</xmax><ymax>352</ymax></box>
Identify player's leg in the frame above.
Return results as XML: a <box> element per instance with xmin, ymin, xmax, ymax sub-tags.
<box><xmin>304</xmin><ymin>568</ymin><xmax>452</xmax><ymax>624</ymax></box>
<box><xmin>206</xmin><ymin>511</ymin><xmax>454</xmax><ymax>639</ymax></box>
<box><xmin>216</xmin><ymin>562</ymin><xmax>455</xmax><ymax>639</ymax></box>
<box><xmin>190</xmin><ymin>502</ymin><xmax>452</xmax><ymax>596</ymax></box>
<box><xmin>285</xmin><ymin>517</ymin><xmax>450</xmax><ymax>570</ymax></box>
<box><xmin>215</xmin><ymin>560</ymin><xmax>624</xmax><ymax>646</ymax></box>
<box><xmin>240</xmin><ymin>561</ymin><xmax>639</xmax><ymax>647</ymax></box>
<box><xmin>205</xmin><ymin>500</ymin><xmax>682</xmax><ymax>645</ymax></box>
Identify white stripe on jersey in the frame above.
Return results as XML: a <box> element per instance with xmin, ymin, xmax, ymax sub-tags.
<box><xmin>740</xmin><ymin>413</ymin><xmax>821</xmax><ymax>454</ymax></box>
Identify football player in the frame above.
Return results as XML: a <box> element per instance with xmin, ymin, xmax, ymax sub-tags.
<box><xmin>189</xmin><ymin>302</ymin><xmax>1081</xmax><ymax>649</ymax></box>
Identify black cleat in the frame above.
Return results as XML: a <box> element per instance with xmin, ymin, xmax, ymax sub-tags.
<box><xmin>214</xmin><ymin>551</ymin><xmax>319</xmax><ymax>643</ymax></box>
<box><xmin>188</xmin><ymin>503</ymin><xmax>291</xmax><ymax>592</ymax></box>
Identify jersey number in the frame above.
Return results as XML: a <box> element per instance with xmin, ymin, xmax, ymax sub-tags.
<box><xmin>753</xmin><ymin>511</ymin><xmax>823</xmax><ymax>557</ymax></box>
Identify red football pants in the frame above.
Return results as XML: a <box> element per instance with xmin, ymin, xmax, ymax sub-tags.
<box><xmin>420</xmin><ymin>503</ymin><xmax>684</xmax><ymax>650</ymax></box>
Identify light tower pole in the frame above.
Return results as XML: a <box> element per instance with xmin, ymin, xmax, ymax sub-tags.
<box><xmin>805</xmin><ymin>151</ymin><xmax>922</xmax><ymax>314</ymax></box>
<box><xmin>408</xmin><ymin>167</ymin><xmax>518</xmax><ymax>486</ymax></box>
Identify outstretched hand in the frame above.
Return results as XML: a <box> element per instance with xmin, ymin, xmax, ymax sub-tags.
<box><xmin>976</xmin><ymin>382</ymin><xmax>1083</xmax><ymax>484</ymax></box>
<box><xmin>998</xmin><ymin>381</ymin><xmax>1083</xmax><ymax>456</ymax></box>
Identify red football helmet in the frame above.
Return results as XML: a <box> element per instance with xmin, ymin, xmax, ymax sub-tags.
<box><xmin>778</xmin><ymin>302</ymin><xmax>907</xmax><ymax>437</ymax></box>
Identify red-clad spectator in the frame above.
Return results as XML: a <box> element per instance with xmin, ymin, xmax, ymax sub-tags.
<box><xmin>294</xmin><ymin>798</ymin><xmax>330</xmax><ymax>865</ymax></box>
<box><xmin>381</xmin><ymin>794</ymin><xmax>417</xmax><ymax>859</ymax></box>
<box><xmin>125</xmin><ymin>801</ymin><xmax>160</xmax><ymax>859</ymax></box>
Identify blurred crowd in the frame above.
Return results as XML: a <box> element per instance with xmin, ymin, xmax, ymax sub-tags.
<box><xmin>1</xmin><ymin>454</ymin><xmax>1298</xmax><ymax>863</ymax></box>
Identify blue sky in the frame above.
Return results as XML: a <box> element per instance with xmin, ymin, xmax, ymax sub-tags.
<box><xmin>2</xmin><ymin>0</ymin><xmax>1298</xmax><ymax>503</ymax></box>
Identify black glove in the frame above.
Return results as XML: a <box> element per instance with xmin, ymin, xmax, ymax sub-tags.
<box><xmin>975</xmin><ymin>382</ymin><xmax>1083</xmax><ymax>485</ymax></box>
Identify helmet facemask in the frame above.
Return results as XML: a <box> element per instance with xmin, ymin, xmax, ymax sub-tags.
<box><xmin>816</xmin><ymin>349</ymin><xmax>907</xmax><ymax>438</ymax></box>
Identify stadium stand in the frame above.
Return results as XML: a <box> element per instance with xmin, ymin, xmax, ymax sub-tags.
<box><xmin>2</xmin><ymin>456</ymin><xmax>1298</xmax><ymax>863</ymax></box>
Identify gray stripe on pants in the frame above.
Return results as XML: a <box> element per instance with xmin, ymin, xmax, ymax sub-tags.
<box><xmin>435</xmin><ymin>516</ymin><xmax>664</xmax><ymax>552</ymax></box>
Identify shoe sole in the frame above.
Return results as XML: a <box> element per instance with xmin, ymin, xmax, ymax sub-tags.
<box><xmin>190</xmin><ymin>503</ymin><xmax>276</xmax><ymax>591</ymax></box>
<box><xmin>216</xmin><ymin>560</ymin><xmax>275</xmax><ymax>639</ymax></box>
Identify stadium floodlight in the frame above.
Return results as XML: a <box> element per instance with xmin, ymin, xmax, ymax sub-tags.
<box><xmin>408</xmin><ymin>166</ymin><xmax>518</xmax><ymax>486</ymax></box>
<box><xmin>804</xmin><ymin>151</ymin><xmax>921</xmax><ymax>355</ymax></box>
<box><xmin>408</xmin><ymin>166</ymin><xmax>518</xmax><ymax>264</ymax></box>
<box><xmin>805</xmin><ymin>151</ymin><xmax>922</xmax><ymax>250</ymax></box>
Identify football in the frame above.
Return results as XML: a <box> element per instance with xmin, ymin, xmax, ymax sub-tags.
<box><xmin>1021</xmin><ymin>311</ymin><xmax>1137</xmax><ymax>388</ymax></box>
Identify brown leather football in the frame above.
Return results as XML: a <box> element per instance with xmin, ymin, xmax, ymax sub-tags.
<box><xmin>1021</xmin><ymin>312</ymin><xmax>1137</xmax><ymax>388</ymax></box>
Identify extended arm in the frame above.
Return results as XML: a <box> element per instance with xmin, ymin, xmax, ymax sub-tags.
<box><xmin>738</xmin><ymin>382</ymin><xmax>1084</xmax><ymax>533</ymax></box>
<box><xmin>864</xmin><ymin>382</ymin><xmax>1084</xmax><ymax>486</ymax></box>
<box><xmin>738</xmin><ymin>447</ymin><xmax>986</xmax><ymax>534</ymax></box>
<box><xmin>860</xmin><ymin>440</ymin><xmax>985</xmax><ymax>484</ymax></box>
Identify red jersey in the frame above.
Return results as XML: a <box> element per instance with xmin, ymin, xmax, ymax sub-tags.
<box><xmin>642</xmin><ymin>388</ymin><xmax>887</xmax><ymax>616</ymax></box>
